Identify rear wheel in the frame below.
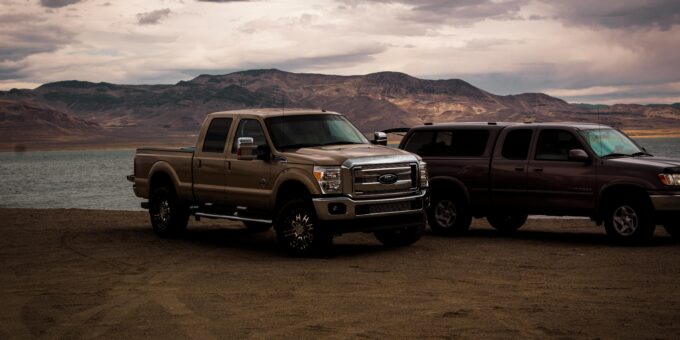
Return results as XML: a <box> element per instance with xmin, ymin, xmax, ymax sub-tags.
<box><xmin>486</xmin><ymin>212</ymin><xmax>527</xmax><ymax>233</ymax></box>
<box><xmin>274</xmin><ymin>199</ymin><xmax>333</xmax><ymax>256</ymax></box>
<box><xmin>149</xmin><ymin>186</ymin><xmax>189</xmax><ymax>238</ymax></box>
<box><xmin>428</xmin><ymin>193</ymin><xmax>471</xmax><ymax>235</ymax></box>
<box><xmin>603</xmin><ymin>197</ymin><xmax>655</xmax><ymax>244</ymax></box>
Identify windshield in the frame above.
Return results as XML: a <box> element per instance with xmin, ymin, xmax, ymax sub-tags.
<box><xmin>265</xmin><ymin>114</ymin><xmax>368</xmax><ymax>150</ymax></box>
<box><xmin>578</xmin><ymin>129</ymin><xmax>644</xmax><ymax>157</ymax></box>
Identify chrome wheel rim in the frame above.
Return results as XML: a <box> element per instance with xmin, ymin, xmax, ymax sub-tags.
<box><xmin>283</xmin><ymin>211</ymin><xmax>314</xmax><ymax>250</ymax></box>
<box><xmin>153</xmin><ymin>199</ymin><xmax>170</xmax><ymax>230</ymax></box>
<box><xmin>434</xmin><ymin>200</ymin><xmax>457</xmax><ymax>228</ymax></box>
<box><xmin>613</xmin><ymin>205</ymin><xmax>638</xmax><ymax>236</ymax></box>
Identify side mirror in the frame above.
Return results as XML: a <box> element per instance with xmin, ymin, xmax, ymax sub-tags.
<box><xmin>237</xmin><ymin>137</ymin><xmax>256</xmax><ymax>161</ymax></box>
<box><xmin>373</xmin><ymin>131</ymin><xmax>387</xmax><ymax>146</ymax></box>
<box><xmin>568</xmin><ymin>149</ymin><xmax>589</xmax><ymax>162</ymax></box>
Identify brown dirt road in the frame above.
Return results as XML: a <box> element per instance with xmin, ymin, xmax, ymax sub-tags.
<box><xmin>1</xmin><ymin>208</ymin><xmax>679</xmax><ymax>339</ymax></box>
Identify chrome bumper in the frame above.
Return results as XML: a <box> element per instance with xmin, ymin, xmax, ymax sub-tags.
<box><xmin>312</xmin><ymin>189</ymin><xmax>428</xmax><ymax>221</ymax></box>
<box><xmin>650</xmin><ymin>195</ymin><xmax>680</xmax><ymax>211</ymax></box>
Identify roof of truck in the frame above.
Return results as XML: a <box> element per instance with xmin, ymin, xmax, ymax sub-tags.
<box><xmin>207</xmin><ymin>108</ymin><xmax>341</xmax><ymax>118</ymax></box>
<box><xmin>411</xmin><ymin>121</ymin><xmax>612</xmax><ymax>131</ymax></box>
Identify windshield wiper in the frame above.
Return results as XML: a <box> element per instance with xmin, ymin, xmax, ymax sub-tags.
<box><xmin>601</xmin><ymin>153</ymin><xmax>630</xmax><ymax>158</ymax></box>
<box><xmin>319</xmin><ymin>141</ymin><xmax>363</xmax><ymax>146</ymax></box>
<box><xmin>631</xmin><ymin>151</ymin><xmax>653</xmax><ymax>157</ymax></box>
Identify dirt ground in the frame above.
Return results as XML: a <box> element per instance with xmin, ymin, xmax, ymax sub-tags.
<box><xmin>0</xmin><ymin>208</ymin><xmax>679</xmax><ymax>339</ymax></box>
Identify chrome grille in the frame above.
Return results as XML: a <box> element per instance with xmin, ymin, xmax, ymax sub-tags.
<box><xmin>352</xmin><ymin>162</ymin><xmax>418</xmax><ymax>198</ymax></box>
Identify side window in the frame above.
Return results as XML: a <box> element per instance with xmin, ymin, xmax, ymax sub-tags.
<box><xmin>447</xmin><ymin>130</ymin><xmax>489</xmax><ymax>157</ymax></box>
<box><xmin>535</xmin><ymin>129</ymin><xmax>583</xmax><ymax>161</ymax></box>
<box><xmin>403</xmin><ymin>131</ymin><xmax>435</xmax><ymax>155</ymax></box>
<box><xmin>202</xmin><ymin>118</ymin><xmax>232</xmax><ymax>153</ymax></box>
<box><xmin>231</xmin><ymin>119</ymin><xmax>267</xmax><ymax>153</ymax></box>
<box><xmin>501</xmin><ymin>129</ymin><xmax>533</xmax><ymax>160</ymax></box>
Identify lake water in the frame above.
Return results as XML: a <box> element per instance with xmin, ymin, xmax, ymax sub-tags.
<box><xmin>1</xmin><ymin>138</ymin><xmax>679</xmax><ymax>211</ymax></box>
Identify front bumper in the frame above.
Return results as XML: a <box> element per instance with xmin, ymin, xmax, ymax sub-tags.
<box><xmin>650</xmin><ymin>194</ymin><xmax>680</xmax><ymax>211</ymax></box>
<box><xmin>312</xmin><ymin>189</ymin><xmax>429</xmax><ymax>221</ymax></box>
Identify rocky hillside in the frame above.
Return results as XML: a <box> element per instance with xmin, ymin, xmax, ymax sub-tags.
<box><xmin>1</xmin><ymin>69</ymin><xmax>679</xmax><ymax>149</ymax></box>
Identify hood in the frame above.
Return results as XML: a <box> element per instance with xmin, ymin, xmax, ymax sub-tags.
<box><xmin>280</xmin><ymin>143</ymin><xmax>420</xmax><ymax>166</ymax></box>
<box><xmin>607</xmin><ymin>156</ymin><xmax>680</xmax><ymax>171</ymax></box>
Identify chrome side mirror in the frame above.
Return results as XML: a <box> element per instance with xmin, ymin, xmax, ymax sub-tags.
<box><xmin>373</xmin><ymin>131</ymin><xmax>387</xmax><ymax>146</ymax></box>
<box><xmin>237</xmin><ymin>137</ymin><xmax>256</xmax><ymax>160</ymax></box>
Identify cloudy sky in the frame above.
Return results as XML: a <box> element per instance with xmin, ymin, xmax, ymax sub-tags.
<box><xmin>1</xmin><ymin>0</ymin><xmax>679</xmax><ymax>104</ymax></box>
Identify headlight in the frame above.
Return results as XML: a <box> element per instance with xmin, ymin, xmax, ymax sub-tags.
<box><xmin>659</xmin><ymin>173</ymin><xmax>680</xmax><ymax>186</ymax></box>
<box><xmin>314</xmin><ymin>166</ymin><xmax>342</xmax><ymax>194</ymax></box>
<box><xmin>419</xmin><ymin>161</ymin><xmax>429</xmax><ymax>187</ymax></box>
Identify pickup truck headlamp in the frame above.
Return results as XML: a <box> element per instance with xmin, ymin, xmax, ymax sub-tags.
<box><xmin>659</xmin><ymin>173</ymin><xmax>680</xmax><ymax>186</ymax></box>
<box><xmin>314</xmin><ymin>166</ymin><xmax>342</xmax><ymax>194</ymax></box>
<box><xmin>419</xmin><ymin>161</ymin><xmax>429</xmax><ymax>187</ymax></box>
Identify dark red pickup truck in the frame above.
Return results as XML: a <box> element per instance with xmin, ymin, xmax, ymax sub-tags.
<box><xmin>400</xmin><ymin>122</ymin><xmax>680</xmax><ymax>243</ymax></box>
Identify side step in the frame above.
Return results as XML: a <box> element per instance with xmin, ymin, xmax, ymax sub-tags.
<box><xmin>194</xmin><ymin>212</ymin><xmax>272</xmax><ymax>225</ymax></box>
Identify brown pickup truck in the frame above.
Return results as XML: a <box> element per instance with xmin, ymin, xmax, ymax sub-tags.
<box><xmin>400</xmin><ymin>122</ymin><xmax>680</xmax><ymax>244</ymax></box>
<box><xmin>129</xmin><ymin>109</ymin><xmax>429</xmax><ymax>254</ymax></box>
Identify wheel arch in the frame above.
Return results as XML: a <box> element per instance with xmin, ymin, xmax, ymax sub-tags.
<box><xmin>597</xmin><ymin>184</ymin><xmax>653</xmax><ymax>217</ymax></box>
<box><xmin>428</xmin><ymin>176</ymin><xmax>471</xmax><ymax>203</ymax></box>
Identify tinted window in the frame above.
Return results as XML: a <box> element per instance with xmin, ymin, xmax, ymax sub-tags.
<box><xmin>232</xmin><ymin>119</ymin><xmax>267</xmax><ymax>153</ymax></box>
<box><xmin>404</xmin><ymin>130</ymin><xmax>490</xmax><ymax>157</ymax></box>
<box><xmin>202</xmin><ymin>118</ymin><xmax>232</xmax><ymax>153</ymax></box>
<box><xmin>265</xmin><ymin>114</ymin><xmax>367</xmax><ymax>149</ymax></box>
<box><xmin>501</xmin><ymin>129</ymin><xmax>533</xmax><ymax>160</ymax></box>
<box><xmin>535</xmin><ymin>129</ymin><xmax>583</xmax><ymax>161</ymax></box>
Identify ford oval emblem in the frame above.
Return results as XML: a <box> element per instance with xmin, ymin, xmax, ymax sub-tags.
<box><xmin>378</xmin><ymin>173</ymin><xmax>398</xmax><ymax>185</ymax></box>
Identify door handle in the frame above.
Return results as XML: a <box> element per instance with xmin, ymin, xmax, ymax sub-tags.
<box><xmin>514</xmin><ymin>167</ymin><xmax>524</xmax><ymax>172</ymax></box>
<box><xmin>226</xmin><ymin>160</ymin><xmax>231</xmax><ymax>171</ymax></box>
<box><xmin>198</xmin><ymin>159</ymin><xmax>202</xmax><ymax>168</ymax></box>
<box><xmin>533</xmin><ymin>168</ymin><xmax>543</xmax><ymax>172</ymax></box>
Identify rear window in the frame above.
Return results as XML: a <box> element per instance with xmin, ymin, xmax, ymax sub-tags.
<box><xmin>501</xmin><ymin>129</ymin><xmax>533</xmax><ymax>160</ymax></box>
<box><xmin>403</xmin><ymin>129</ymin><xmax>489</xmax><ymax>157</ymax></box>
<box><xmin>202</xmin><ymin>118</ymin><xmax>232</xmax><ymax>153</ymax></box>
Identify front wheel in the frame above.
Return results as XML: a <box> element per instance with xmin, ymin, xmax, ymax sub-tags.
<box><xmin>149</xmin><ymin>186</ymin><xmax>189</xmax><ymax>238</ymax></box>
<box><xmin>374</xmin><ymin>221</ymin><xmax>424</xmax><ymax>247</ymax></box>
<box><xmin>603</xmin><ymin>198</ymin><xmax>655</xmax><ymax>244</ymax></box>
<box><xmin>486</xmin><ymin>212</ymin><xmax>527</xmax><ymax>233</ymax></box>
<box><xmin>428</xmin><ymin>194</ymin><xmax>471</xmax><ymax>235</ymax></box>
<box><xmin>274</xmin><ymin>199</ymin><xmax>333</xmax><ymax>256</ymax></box>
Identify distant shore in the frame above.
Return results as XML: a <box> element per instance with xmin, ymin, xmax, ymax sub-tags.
<box><xmin>1</xmin><ymin>128</ymin><xmax>679</xmax><ymax>152</ymax></box>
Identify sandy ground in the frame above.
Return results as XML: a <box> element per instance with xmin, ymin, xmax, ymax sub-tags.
<box><xmin>1</xmin><ymin>208</ymin><xmax>679</xmax><ymax>339</ymax></box>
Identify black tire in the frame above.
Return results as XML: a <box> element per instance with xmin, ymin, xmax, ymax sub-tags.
<box><xmin>274</xmin><ymin>199</ymin><xmax>333</xmax><ymax>256</ymax></box>
<box><xmin>663</xmin><ymin>225</ymin><xmax>679</xmax><ymax>239</ymax></box>
<box><xmin>486</xmin><ymin>212</ymin><xmax>528</xmax><ymax>233</ymax></box>
<box><xmin>149</xmin><ymin>186</ymin><xmax>189</xmax><ymax>238</ymax></box>
<box><xmin>427</xmin><ymin>192</ymin><xmax>471</xmax><ymax>235</ymax></box>
<box><xmin>603</xmin><ymin>197</ymin><xmax>655</xmax><ymax>244</ymax></box>
<box><xmin>374</xmin><ymin>219</ymin><xmax>425</xmax><ymax>247</ymax></box>
<box><xmin>243</xmin><ymin>221</ymin><xmax>272</xmax><ymax>233</ymax></box>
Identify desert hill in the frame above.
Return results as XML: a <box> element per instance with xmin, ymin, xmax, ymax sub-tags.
<box><xmin>1</xmin><ymin>69</ymin><xmax>679</xmax><ymax>150</ymax></box>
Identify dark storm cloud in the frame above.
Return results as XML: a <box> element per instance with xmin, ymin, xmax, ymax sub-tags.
<box><xmin>136</xmin><ymin>9</ymin><xmax>172</xmax><ymax>25</ymax></box>
<box><xmin>339</xmin><ymin>0</ymin><xmax>527</xmax><ymax>25</ymax></box>
<box><xmin>0</xmin><ymin>22</ymin><xmax>75</xmax><ymax>62</ymax></box>
<box><xmin>544</xmin><ymin>0</ymin><xmax>680</xmax><ymax>31</ymax></box>
<box><xmin>39</xmin><ymin>0</ymin><xmax>81</xmax><ymax>8</ymax></box>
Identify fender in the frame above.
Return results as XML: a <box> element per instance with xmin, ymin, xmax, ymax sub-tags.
<box><xmin>148</xmin><ymin>160</ymin><xmax>192</xmax><ymax>201</ymax></box>
<box><xmin>428</xmin><ymin>176</ymin><xmax>471</xmax><ymax>203</ymax></box>
<box><xmin>270</xmin><ymin>166</ymin><xmax>321</xmax><ymax>208</ymax></box>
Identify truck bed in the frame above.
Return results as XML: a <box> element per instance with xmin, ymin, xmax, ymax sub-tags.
<box><xmin>133</xmin><ymin>146</ymin><xmax>195</xmax><ymax>200</ymax></box>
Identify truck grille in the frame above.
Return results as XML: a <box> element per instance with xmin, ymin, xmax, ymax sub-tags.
<box><xmin>352</xmin><ymin>162</ymin><xmax>418</xmax><ymax>198</ymax></box>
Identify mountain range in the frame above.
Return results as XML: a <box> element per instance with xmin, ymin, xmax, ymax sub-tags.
<box><xmin>1</xmin><ymin>69</ymin><xmax>679</xmax><ymax>150</ymax></box>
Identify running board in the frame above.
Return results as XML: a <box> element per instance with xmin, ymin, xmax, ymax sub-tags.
<box><xmin>194</xmin><ymin>212</ymin><xmax>272</xmax><ymax>224</ymax></box>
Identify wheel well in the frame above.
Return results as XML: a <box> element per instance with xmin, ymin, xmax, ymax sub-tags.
<box><xmin>149</xmin><ymin>171</ymin><xmax>174</xmax><ymax>193</ymax></box>
<box><xmin>429</xmin><ymin>178</ymin><xmax>469</xmax><ymax>203</ymax></box>
<box><xmin>598</xmin><ymin>185</ymin><xmax>652</xmax><ymax>215</ymax></box>
<box><xmin>276</xmin><ymin>180</ymin><xmax>311</xmax><ymax>209</ymax></box>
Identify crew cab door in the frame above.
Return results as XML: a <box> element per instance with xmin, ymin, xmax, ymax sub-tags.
<box><xmin>527</xmin><ymin>128</ymin><xmax>596</xmax><ymax>214</ymax></box>
<box><xmin>225</xmin><ymin>118</ymin><xmax>273</xmax><ymax>211</ymax></box>
<box><xmin>193</xmin><ymin>117</ymin><xmax>233</xmax><ymax>204</ymax></box>
<box><xmin>490</xmin><ymin>127</ymin><xmax>535</xmax><ymax>210</ymax></box>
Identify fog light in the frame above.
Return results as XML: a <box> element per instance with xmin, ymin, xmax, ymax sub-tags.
<box><xmin>328</xmin><ymin>203</ymin><xmax>347</xmax><ymax>215</ymax></box>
